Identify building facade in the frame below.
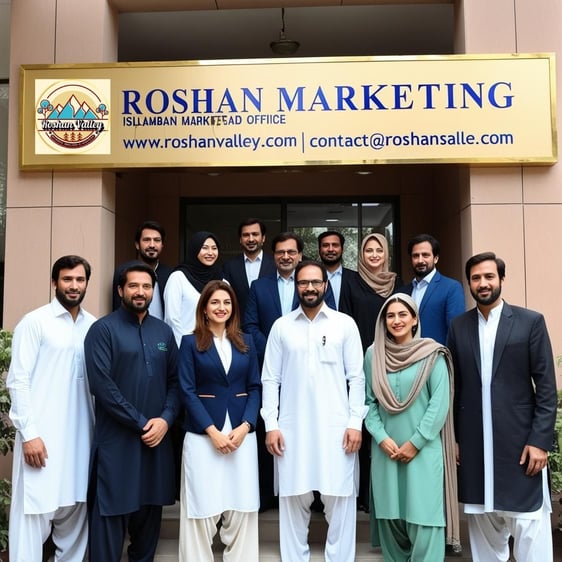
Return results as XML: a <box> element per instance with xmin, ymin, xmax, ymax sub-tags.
<box><xmin>3</xmin><ymin>0</ymin><xmax>562</xmax><ymax>381</ymax></box>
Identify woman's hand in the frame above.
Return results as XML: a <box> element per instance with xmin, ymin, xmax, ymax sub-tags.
<box><xmin>228</xmin><ymin>423</ymin><xmax>250</xmax><ymax>448</ymax></box>
<box><xmin>380</xmin><ymin>438</ymin><xmax>418</xmax><ymax>463</ymax></box>
<box><xmin>391</xmin><ymin>440</ymin><xmax>418</xmax><ymax>464</ymax></box>
<box><xmin>379</xmin><ymin>437</ymin><xmax>400</xmax><ymax>459</ymax></box>
<box><xmin>206</xmin><ymin>425</ymin><xmax>237</xmax><ymax>455</ymax></box>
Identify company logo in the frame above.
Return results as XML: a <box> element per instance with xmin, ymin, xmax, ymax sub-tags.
<box><xmin>35</xmin><ymin>80</ymin><xmax>110</xmax><ymax>154</ymax></box>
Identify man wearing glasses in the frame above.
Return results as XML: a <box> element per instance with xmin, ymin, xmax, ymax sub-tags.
<box><xmin>244</xmin><ymin>232</ymin><xmax>335</xmax><ymax>511</ymax></box>
<box><xmin>261</xmin><ymin>261</ymin><xmax>366</xmax><ymax>562</ymax></box>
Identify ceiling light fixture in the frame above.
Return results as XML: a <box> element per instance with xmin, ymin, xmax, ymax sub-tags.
<box><xmin>270</xmin><ymin>8</ymin><xmax>300</xmax><ymax>56</ymax></box>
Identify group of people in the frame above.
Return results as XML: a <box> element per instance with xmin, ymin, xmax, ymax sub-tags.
<box><xmin>5</xmin><ymin>217</ymin><xmax>557</xmax><ymax>562</ymax></box>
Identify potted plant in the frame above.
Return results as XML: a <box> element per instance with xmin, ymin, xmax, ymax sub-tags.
<box><xmin>0</xmin><ymin>330</ymin><xmax>15</xmax><ymax>559</ymax></box>
<box><xmin>548</xmin><ymin>388</ymin><xmax>562</xmax><ymax>532</ymax></box>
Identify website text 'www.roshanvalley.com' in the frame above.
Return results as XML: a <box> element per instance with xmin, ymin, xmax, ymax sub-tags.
<box><xmin>122</xmin><ymin>130</ymin><xmax>515</xmax><ymax>152</ymax></box>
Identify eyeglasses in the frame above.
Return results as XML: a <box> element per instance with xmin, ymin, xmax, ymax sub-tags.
<box><xmin>274</xmin><ymin>249</ymin><xmax>299</xmax><ymax>257</ymax></box>
<box><xmin>296</xmin><ymin>279</ymin><xmax>325</xmax><ymax>288</ymax></box>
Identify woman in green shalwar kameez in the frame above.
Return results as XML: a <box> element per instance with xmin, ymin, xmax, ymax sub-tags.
<box><xmin>364</xmin><ymin>293</ymin><xmax>460</xmax><ymax>561</ymax></box>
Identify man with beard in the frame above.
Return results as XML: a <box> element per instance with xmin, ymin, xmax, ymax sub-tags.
<box><xmin>85</xmin><ymin>263</ymin><xmax>180</xmax><ymax>562</ymax></box>
<box><xmin>403</xmin><ymin>233</ymin><xmax>465</xmax><ymax>344</ymax></box>
<box><xmin>447</xmin><ymin>252</ymin><xmax>556</xmax><ymax>562</ymax></box>
<box><xmin>7</xmin><ymin>255</ymin><xmax>96</xmax><ymax>561</ymax></box>
<box><xmin>112</xmin><ymin>220</ymin><xmax>173</xmax><ymax>320</ymax></box>
<box><xmin>222</xmin><ymin>218</ymin><xmax>276</xmax><ymax>318</ymax></box>
<box><xmin>317</xmin><ymin>230</ymin><xmax>354</xmax><ymax>311</ymax></box>
<box><xmin>261</xmin><ymin>261</ymin><xmax>366</xmax><ymax>562</ymax></box>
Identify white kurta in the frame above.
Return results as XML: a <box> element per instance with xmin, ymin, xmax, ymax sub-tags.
<box><xmin>184</xmin><ymin>416</ymin><xmax>259</xmax><ymax>518</ymax></box>
<box><xmin>7</xmin><ymin>299</ymin><xmax>95</xmax><ymax>514</ymax></box>
<box><xmin>163</xmin><ymin>271</ymin><xmax>200</xmax><ymax>347</ymax></box>
<box><xmin>261</xmin><ymin>304</ymin><xmax>366</xmax><ymax>497</ymax></box>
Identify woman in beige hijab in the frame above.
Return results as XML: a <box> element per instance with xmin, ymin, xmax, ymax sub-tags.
<box><xmin>363</xmin><ymin>293</ymin><xmax>459</xmax><ymax>561</ymax></box>
<box><xmin>340</xmin><ymin>232</ymin><xmax>402</xmax><ymax>511</ymax></box>
<box><xmin>340</xmin><ymin>233</ymin><xmax>402</xmax><ymax>352</ymax></box>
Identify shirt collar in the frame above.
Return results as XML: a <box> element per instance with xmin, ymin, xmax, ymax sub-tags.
<box><xmin>295</xmin><ymin>302</ymin><xmax>330</xmax><ymax>322</ymax></box>
<box><xmin>327</xmin><ymin>264</ymin><xmax>343</xmax><ymax>277</ymax></box>
<box><xmin>413</xmin><ymin>267</ymin><xmax>437</xmax><ymax>286</ymax></box>
<box><xmin>477</xmin><ymin>299</ymin><xmax>504</xmax><ymax>322</ymax></box>
<box><xmin>116</xmin><ymin>304</ymin><xmax>150</xmax><ymax>326</ymax></box>
<box><xmin>51</xmin><ymin>297</ymin><xmax>84</xmax><ymax>320</ymax></box>
<box><xmin>277</xmin><ymin>272</ymin><xmax>294</xmax><ymax>283</ymax></box>
<box><xmin>244</xmin><ymin>250</ymin><xmax>263</xmax><ymax>264</ymax></box>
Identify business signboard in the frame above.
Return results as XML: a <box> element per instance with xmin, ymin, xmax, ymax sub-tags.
<box><xmin>20</xmin><ymin>53</ymin><xmax>557</xmax><ymax>170</ymax></box>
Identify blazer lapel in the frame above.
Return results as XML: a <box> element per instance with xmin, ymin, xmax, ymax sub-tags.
<box><xmin>468</xmin><ymin>309</ymin><xmax>481</xmax><ymax>376</ymax></box>
<box><xmin>268</xmin><ymin>279</ymin><xmax>283</xmax><ymax>316</ymax></box>
<box><xmin>208</xmin><ymin>342</ymin><xmax>229</xmax><ymax>381</ymax></box>
<box><xmin>236</xmin><ymin>254</ymin><xmax>250</xmax><ymax>286</ymax></box>
<box><xmin>419</xmin><ymin>272</ymin><xmax>440</xmax><ymax>315</ymax></box>
<box><xmin>492</xmin><ymin>302</ymin><xmax>513</xmax><ymax>377</ymax></box>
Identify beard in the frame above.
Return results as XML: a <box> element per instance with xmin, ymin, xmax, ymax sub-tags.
<box><xmin>471</xmin><ymin>285</ymin><xmax>502</xmax><ymax>306</ymax></box>
<box><xmin>320</xmin><ymin>255</ymin><xmax>341</xmax><ymax>267</ymax></box>
<box><xmin>413</xmin><ymin>262</ymin><xmax>434</xmax><ymax>279</ymax></box>
<box><xmin>139</xmin><ymin>248</ymin><xmax>159</xmax><ymax>266</ymax></box>
<box><xmin>298</xmin><ymin>290</ymin><xmax>324</xmax><ymax>309</ymax></box>
<box><xmin>122</xmin><ymin>294</ymin><xmax>152</xmax><ymax>313</ymax></box>
<box><xmin>55</xmin><ymin>287</ymin><xmax>85</xmax><ymax>309</ymax></box>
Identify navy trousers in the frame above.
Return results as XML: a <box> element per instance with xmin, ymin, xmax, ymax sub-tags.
<box><xmin>88</xmin><ymin>496</ymin><xmax>163</xmax><ymax>562</ymax></box>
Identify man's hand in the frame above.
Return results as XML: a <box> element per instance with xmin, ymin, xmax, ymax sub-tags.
<box><xmin>23</xmin><ymin>437</ymin><xmax>48</xmax><ymax>468</ymax></box>
<box><xmin>265</xmin><ymin>429</ymin><xmax>285</xmax><ymax>457</ymax></box>
<box><xmin>520</xmin><ymin>444</ymin><xmax>548</xmax><ymax>476</ymax></box>
<box><xmin>141</xmin><ymin>418</ymin><xmax>169</xmax><ymax>448</ymax></box>
<box><xmin>342</xmin><ymin>428</ymin><xmax>362</xmax><ymax>454</ymax></box>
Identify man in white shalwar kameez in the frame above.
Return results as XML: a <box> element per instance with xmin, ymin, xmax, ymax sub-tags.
<box><xmin>7</xmin><ymin>255</ymin><xmax>96</xmax><ymax>561</ymax></box>
<box><xmin>261</xmin><ymin>261</ymin><xmax>366</xmax><ymax>562</ymax></box>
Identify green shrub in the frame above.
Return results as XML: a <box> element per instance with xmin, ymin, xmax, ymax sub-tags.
<box><xmin>0</xmin><ymin>330</ymin><xmax>13</xmax><ymax>552</ymax></box>
<box><xmin>548</xmin><ymin>390</ymin><xmax>562</xmax><ymax>495</ymax></box>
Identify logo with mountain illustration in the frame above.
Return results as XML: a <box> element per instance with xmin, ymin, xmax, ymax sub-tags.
<box><xmin>35</xmin><ymin>80</ymin><xmax>110</xmax><ymax>154</ymax></box>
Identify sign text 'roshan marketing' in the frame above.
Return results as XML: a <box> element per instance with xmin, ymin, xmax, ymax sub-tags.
<box><xmin>20</xmin><ymin>54</ymin><xmax>557</xmax><ymax>169</ymax></box>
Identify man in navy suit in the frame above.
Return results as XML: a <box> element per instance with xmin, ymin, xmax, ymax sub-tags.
<box><xmin>447</xmin><ymin>252</ymin><xmax>556</xmax><ymax>562</ymax></box>
<box><xmin>221</xmin><ymin>218</ymin><xmax>276</xmax><ymax>318</ymax></box>
<box><xmin>112</xmin><ymin>220</ymin><xmax>173</xmax><ymax>320</ymax></box>
<box><xmin>317</xmin><ymin>230</ymin><xmax>354</xmax><ymax>311</ymax></box>
<box><xmin>403</xmin><ymin>233</ymin><xmax>465</xmax><ymax>344</ymax></box>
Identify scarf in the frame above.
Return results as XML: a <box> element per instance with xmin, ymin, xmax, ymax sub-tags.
<box><xmin>176</xmin><ymin>231</ymin><xmax>222</xmax><ymax>293</ymax></box>
<box><xmin>371</xmin><ymin>293</ymin><xmax>461</xmax><ymax>551</ymax></box>
<box><xmin>358</xmin><ymin>233</ymin><xmax>397</xmax><ymax>298</ymax></box>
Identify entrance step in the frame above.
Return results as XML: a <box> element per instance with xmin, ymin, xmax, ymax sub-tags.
<box><xmin>144</xmin><ymin>502</ymin><xmax>474</xmax><ymax>561</ymax></box>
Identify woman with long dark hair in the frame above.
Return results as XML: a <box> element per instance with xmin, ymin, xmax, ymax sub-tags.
<box><xmin>178</xmin><ymin>280</ymin><xmax>261</xmax><ymax>562</ymax></box>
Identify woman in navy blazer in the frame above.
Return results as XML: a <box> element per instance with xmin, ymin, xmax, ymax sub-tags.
<box><xmin>178</xmin><ymin>280</ymin><xmax>261</xmax><ymax>562</ymax></box>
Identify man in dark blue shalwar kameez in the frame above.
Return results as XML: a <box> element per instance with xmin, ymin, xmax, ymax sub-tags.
<box><xmin>85</xmin><ymin>262</ymin><xmax>180</xmax><ymax>562</ymax></box>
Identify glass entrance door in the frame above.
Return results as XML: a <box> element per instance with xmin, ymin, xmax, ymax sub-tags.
<box><xmin>182</xmin><ymin>197</ymin><xmax>399</xmax><ymax>276</ymax></box>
